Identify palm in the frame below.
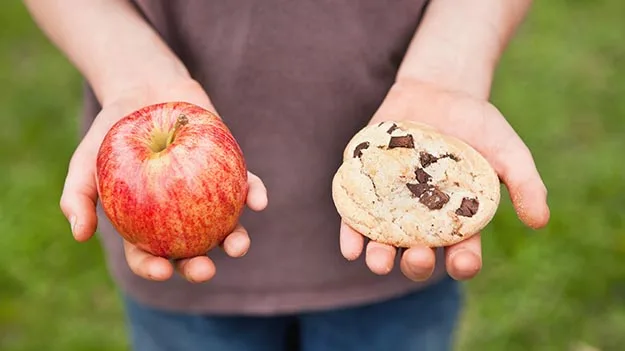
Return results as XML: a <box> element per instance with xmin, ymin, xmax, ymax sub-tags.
<box><xmin>60</xmin><ymin>79</ymin><xmax>267</xmax><ymax>283</ymax></box>
<box><xmin>340</xmin><ymin>80</ymin><xmax>550</xmax><ymax>281</ymax></box>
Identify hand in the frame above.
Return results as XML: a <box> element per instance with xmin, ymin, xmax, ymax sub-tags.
<box><xmin>340</xmin><ymin>80</ymin><xmax>550</xmax><ymax>281</ymax></box>
<box><xmin>59</xmin><ymin>79</ymin><xmax>268</xmax><ymax>283</ymax></box>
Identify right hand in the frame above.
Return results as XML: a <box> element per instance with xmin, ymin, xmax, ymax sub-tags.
<box><xmin>59</xmin><ymin>79</ymin><xmax>268</xmax><ymax>283</ymax></box>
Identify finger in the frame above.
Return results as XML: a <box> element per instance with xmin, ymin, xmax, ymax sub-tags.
<box><xmin>339</xmin><ymin>221</ymin><xmax>364</xmax><ymax>261</ymax></box>
<box><xmin>59</xmin><ymin>141</ymin><xmax>99</xmax><ymax>242</ymax></box>
<box><xmin>444</xmin><ymin>234</ymin><xmax>482</xmax><ymax>280</ymax></box>
<box><xmin>365</xmin><ymin>241</ymin><xmax>397</xmax><ymax>275</ymax></box>
<box><xmin>496</xmin><ymin>141</ymin><xmax>550</xmax><ymax>229</ymax></box>
<box><xmin>175</xmin><ymin>256</ymin><xmax>217</xmax><ymax>283</ymax></box>
<box><xmin>246</xmin><ymin>172</ymin><xmax>268</xmax><ymax>211</ymax></box>
<box><xmin>399</xmin><ymin>246</ymin><xmax>436</xmax><ymax>281</ymax></box>
<box><xmin>221</xmin><ymin>224</ymin><xmax>251</xmax><ymax>258</ymax></box>
<box><xmin>124</xmin><ymin>240</ymin><xmax>174</xmax><ymax>281</ymax></box>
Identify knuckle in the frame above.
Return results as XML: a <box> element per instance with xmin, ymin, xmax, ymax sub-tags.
<box><xmin>58</xmin><ymin>195</ymin><xmax>71</xmax><ymax>214</ymax></box>
<box><xmin>127</xmin><ymin>260</ymin><xmax>142</xmax><ymax>276</ymax></box>
<box><xmin>68</xmin><ymin>149</ymin><xmax>84</xmax><ymax>170</ymax></box>
<box><xmin>124</xmin><ymin>249</ymin><xmax>141</xmax><ymax>273</ymax></box>
<box><xmin>403</xmin><ymin>267</ymin><xmax>429</xmax><ymax>282</ymax></box>
<box><xmin>182</xmin><ymin>266</ymin><xmax>198</xmax><ymax>283</ymax></box>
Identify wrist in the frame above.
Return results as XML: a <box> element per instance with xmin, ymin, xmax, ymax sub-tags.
<box><xmin>395</xmin><ymin>0</ymin><xmax>532</xmax><ymax>100</ymax></box>
<box><xmin>396</xmin><ymin>54</ymin><xmax>496</xmax><ymax>100</ymax></box>
<box><xmin>23</xmin><ymin>0</ymin><xmax>193</xmax><ymax>106</ymax></box>
<box><xmin>97</xmin><ymin>56</ymin><xmax>192</xmax><ymax>107</ymax></box>
<box><xmin>395</xmin><ymin>21</ymin><xmax>501</xmax><ymax>100</ymax></box>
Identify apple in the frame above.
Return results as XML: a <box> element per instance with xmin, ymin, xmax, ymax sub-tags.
<box><xmin>95</xmin><ymin>101</ymin><xmax>248</xmax><ymax>259</ymax></box>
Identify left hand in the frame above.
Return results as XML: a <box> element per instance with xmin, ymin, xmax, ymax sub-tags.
<box><xmin>339</xmin><ymin>79</ymin><xmax>550</xmax><ymax>281</ymax></box>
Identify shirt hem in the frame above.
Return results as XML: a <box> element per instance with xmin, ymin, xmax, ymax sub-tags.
<box><xmin>115</xmin><ymin>270</ymin><xmax>448</xmax><ymax>316</ymax></box>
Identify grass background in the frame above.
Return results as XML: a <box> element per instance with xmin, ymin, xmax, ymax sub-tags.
<box><xmin>1</xmin><ymin>1</ymin><xmax>624</xmax><ymax>350</ymax></box>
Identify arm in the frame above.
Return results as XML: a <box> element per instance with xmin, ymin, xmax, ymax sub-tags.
<box><xmin>343</xmin><ymin>0</ymin><xmax>549</xmax><ymax>282</ymax></box>
<box><xmin>397</xmin><ymin>0</ymin><xmax>533</xmax><ymax>99</ymax></box>
<box><xmin>23</xmin><ymin>0</ymin><xmax>190</xmax><ymax>105</ymax></box>
<box><xmin>24</xmin><ymin>0</ymin><xmax>264</xmax><ymax>284</ymax></box>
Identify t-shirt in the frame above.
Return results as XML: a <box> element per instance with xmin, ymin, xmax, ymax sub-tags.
<box><xmin>82</xmin><ymin>0</ymin><xmax>448</xmax><ymax>315</ymax></box>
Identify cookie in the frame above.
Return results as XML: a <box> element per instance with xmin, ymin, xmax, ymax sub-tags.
<box><xmin>331</xmin><ymin>120</ymin><xmax>500</xmax><ymax>248</ymax></box>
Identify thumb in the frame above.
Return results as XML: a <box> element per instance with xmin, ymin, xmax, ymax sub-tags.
<box><xmin>59</xmin><ymin>138</ymin><xmax>99</xmax><ymax>242</ymax></box>
<box><xmin>492</xmin><ymin>136</ymin><xmax>550</xmax><ymax>229</ymax></box>
<box><xmin>245</xmin><ymin>171</ymin><xmax>268</xmax><ymax>212</ymax></box>
<box><xmin>465</xmin><ymin>103</ymin><xmax>550</xmax><ymax>230</ymax></box>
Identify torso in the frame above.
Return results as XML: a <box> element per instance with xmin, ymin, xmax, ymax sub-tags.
<box><xmin>84</xmin><ymin>0</ymin><xmax>447</xmax><ymax>314</ymax></box>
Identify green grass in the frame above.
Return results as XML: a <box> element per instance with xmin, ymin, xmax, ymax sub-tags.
<box><xmin>1</xmin><ymin>1</ymin><xmax>624</xmax><ymax>350</ymax></box>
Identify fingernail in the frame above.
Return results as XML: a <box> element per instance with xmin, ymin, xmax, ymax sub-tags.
<box><xmin>407</xmin><ymin>265</ymin><xmax>432</xmax><ymax>282</ymax></box>
<box><xmin>69</xmin><ymin>216</ymin><xmax>77</xmax><ymax>236</ymax></box>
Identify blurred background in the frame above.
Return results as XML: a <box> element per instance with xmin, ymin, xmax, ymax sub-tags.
<box><xmin>1</xmin><ymin>1</ymin><xmax>624</xmax><ymax>350</ymax></box>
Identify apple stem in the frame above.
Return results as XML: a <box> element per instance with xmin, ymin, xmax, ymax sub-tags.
<box><xmin>166</xmin><ymin>114</ymin><xmax>189</xmax><ymax>147</ymax></box>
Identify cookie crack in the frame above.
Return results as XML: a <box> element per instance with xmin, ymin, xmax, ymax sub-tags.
<box><xmin>359</xmin><ymin>160</ymin><xmax>381</xmax><ymax>202</ymax></box>
<box><xmin>337</xmin><ymin>168</ymin><xmax>380</xmax><ymax>221</ymax></box>
<box><xmin>389</xmin><ymin>212</ymin><xmax>411</xmax><ymax>240</ymax></box>
<box><xmin>338</xmin><ymin>181</ymin><xmax>382</xmax><ymax>230</ymax></box>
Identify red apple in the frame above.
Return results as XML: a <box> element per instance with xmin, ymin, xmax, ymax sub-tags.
<box><xmin>95</xmin><ymin>101</ymin><xmax>248</xmax><ymax>259</ymax></box>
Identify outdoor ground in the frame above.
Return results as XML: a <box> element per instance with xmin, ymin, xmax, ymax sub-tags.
<box><xmin>1</xmin><ymin>1</ymin><xmax>624</xmax><ymax>350</ymax></box>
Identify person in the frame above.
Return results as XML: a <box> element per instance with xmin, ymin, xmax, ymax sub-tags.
<box><xmin>25</xmin><ymin>0</ymin><xmax>550</xmax><ymax>350</ymax></box>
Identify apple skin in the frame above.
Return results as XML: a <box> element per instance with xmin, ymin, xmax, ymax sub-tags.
<box><xmin>95</xmin><ymin>101</ymin><xmax>248</xmax><ymax>259</ymax></box>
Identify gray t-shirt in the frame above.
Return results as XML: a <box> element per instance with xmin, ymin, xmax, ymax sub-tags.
<box><xmin>82</xmin><ymin>0</ymin><xmax>448</xmax><ymax>315</ymax></box>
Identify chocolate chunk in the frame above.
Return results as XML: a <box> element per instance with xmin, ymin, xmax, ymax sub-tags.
<box><xmin>406</xmin><ymin>183</ymin><xmax>430</xmax><ymax>197</ymax></box>
<box><xmin>419</xmin><ymin>152</ymin><xmax>438</xmax><ymax>167</ymax></box>
<box><xmin>419</xmin><ymin>152</ymin><xmax>461</xmax><ymax>167</ymax></box>
<box><xmin>386</xmin><ymin>123</ymin><xmax>399</xmax><ymax>134</ymax></box>
<box><xmin>353</xmin><ymin>141</ymin><xmax>370</xmax><ymax>158</ymax></box>
<box><xmin>415</xmin><ymin>168</ymin><xmax>432</xmax><ymax>183</ymax></box>
<box><xmin>388</xmin><ymin>135</ymin><xmax>414</xmax><ymax>149</ymax></box>
<box><xmin>442</xmin><ymin>153</ymin><xmax>460</xmax><ymax>162</ymax></box>
<box><xmin>377</xmin><ymin>122</ymin><xmax>385</xmax><ymax>127</ymax></box>
<box><xmin>455</xmin><ymin>197</ymin><xmax>479</xmax><ymax>217</ymax></box>
<box><xmin>407</xmin><ymin>183</ymin><xmax>450</xmax><ymax>210</ymax></box>
<box><xmin>419</xmin><ymin>187</ymin><xmax>450</xmax><ymax>210</ymax></box>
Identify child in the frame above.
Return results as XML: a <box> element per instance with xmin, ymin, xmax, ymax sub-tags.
<box><xmin>26</xmin><ymin>0</ymin><xmax>549</xmax><ymax>350</ymax></box>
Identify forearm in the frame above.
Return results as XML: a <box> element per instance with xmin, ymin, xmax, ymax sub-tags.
<box><xmin>397</xmin><ymin>0</ymin><xmax>533</xmax><ymax>99</ymax></box>
<box><xmin>23</xmin><ymin>0</ymin><xmax>190</xmax><ymax>105</ymax></box>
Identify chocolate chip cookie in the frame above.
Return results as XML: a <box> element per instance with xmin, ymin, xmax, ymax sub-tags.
<box><xmin>332</xmin><ymin>121</ymin><xmax>500</xmax><ymax>248</ymax></box>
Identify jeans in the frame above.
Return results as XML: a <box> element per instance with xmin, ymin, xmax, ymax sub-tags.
<box><xmin>123</xmin><ymin>276</ymin><xmax>463</xmax><ymax>351</ymax></box>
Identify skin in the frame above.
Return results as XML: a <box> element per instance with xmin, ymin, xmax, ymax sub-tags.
<box><xmin>24</xmin><ymin>0</ymin><xmax>549</xmax><ymax>283</ymax></box>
